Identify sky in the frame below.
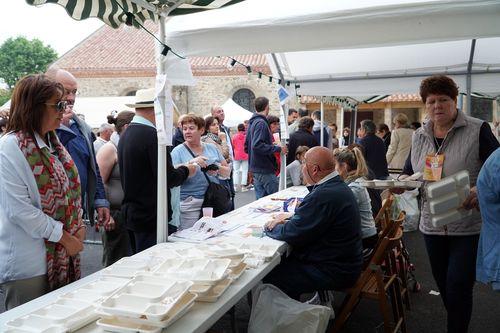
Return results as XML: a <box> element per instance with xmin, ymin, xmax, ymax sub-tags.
<box><xmin>0</xmin><ymin>1</ymin><xmax>104</xmax><ymax>56</ymax></box>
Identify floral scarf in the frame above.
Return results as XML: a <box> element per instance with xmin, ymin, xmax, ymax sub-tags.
<box><xmin>16</xmin><ymin>131</ymin><xmax>83</xmax><ymax>289</ymax></box>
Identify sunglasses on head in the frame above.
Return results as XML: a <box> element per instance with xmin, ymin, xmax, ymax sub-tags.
<box><xmin>45</xmin><ymin>100</ymin><xmax>68</xmax><ymax>112</ymax></box>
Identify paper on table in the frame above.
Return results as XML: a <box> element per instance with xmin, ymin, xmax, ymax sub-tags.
<box><xmin>173</xmin><ymin>217</ymin><xmax>242</xmax><ymax>241</ymax></box>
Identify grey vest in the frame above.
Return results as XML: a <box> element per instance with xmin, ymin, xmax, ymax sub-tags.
<box><xmin>411</xmin><ymin>110</ymin><xmax>483</xmax><ymax>236</ymax></box>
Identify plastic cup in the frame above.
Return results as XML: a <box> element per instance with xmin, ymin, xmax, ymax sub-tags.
<box><xmin>202</xmin><ymin>207</ymin><xmax>213</xmax><ymax>218</ymax></box>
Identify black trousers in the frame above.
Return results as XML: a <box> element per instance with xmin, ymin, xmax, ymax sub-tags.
<box><xmin>423</xmin><ymin>234</ymin><xmax>479</xmax><ymax>333</ymax></box>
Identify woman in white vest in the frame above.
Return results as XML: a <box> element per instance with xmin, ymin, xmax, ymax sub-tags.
<box><xmin>399</xmin><ymin>75</ymin><xmax>499</xmax><ymax>333</ymax></box>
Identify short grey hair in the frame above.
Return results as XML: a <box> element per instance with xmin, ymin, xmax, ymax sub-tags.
<box><xmin>98</xmin><ymin>123</ymin><xmax>114</xmax><ymax>133</ymax></box>
<box><xmin>360</xmin><ymin>120</ymin><xmax>376</xmax><ymax>135</ymax></box>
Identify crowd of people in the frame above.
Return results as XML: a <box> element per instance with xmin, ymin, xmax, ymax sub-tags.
<box><xmin>0</xmin><ymin>71</ymin><xmax>499</xmax><ymax>333</ymax></box>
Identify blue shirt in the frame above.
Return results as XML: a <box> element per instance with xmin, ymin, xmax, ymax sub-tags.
<box><xmin>476</xmin><ymin>147</ymin><xmax>500</xmax><ymax>290</ymax></box>
<box><xmin>171</xmin><ymin>143</ymin><xmax>224</xmax><ymax>200</ymax></box>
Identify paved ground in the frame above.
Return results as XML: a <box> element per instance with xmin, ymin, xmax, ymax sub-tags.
<box><xmin>2</xmin><ymin>188</ymin><xmax>499</xmax><ymax>332</ymax></box>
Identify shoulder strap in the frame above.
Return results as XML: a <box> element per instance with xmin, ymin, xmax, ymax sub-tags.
<box><xmin>182</xmin><ymin>143</ymin><xmax>212</xmax><ymax>184</ymax></box>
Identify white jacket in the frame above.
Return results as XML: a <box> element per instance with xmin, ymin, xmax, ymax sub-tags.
<box><xmin>0</xmin><ymin>133</ymin><xmax>63</xmax><ymax>283</ymax></box>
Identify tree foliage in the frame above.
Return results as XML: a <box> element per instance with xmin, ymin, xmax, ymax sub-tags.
<box><xmin>0</xmin><ymin>89</ymin><xmax>11</xmax><ymax>107</ymax></box>
<box><xmin>0</xmin><ymin>37</ymin><xmax>58</xmax><ymax>89</ymax></box>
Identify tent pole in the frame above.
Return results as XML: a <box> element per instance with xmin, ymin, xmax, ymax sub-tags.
<box><xmin>340</xmin><ymin>107</ymin><xmax>344</xmax><ymax>146</ymax></box>
<box><xmin>157</xmin><ymin>15</ymin><xmax>168</xmax><ymax>243</ymax></box>
<box><xmin>320</xmin><ymin>97</ymin><xmax>324</xmax><ymax>147</ymax></box>
<box><xmin>466</xmin><ymin>39</ymin><xmax>476</xmax><ymax>116</ymax></box>
<box><xmin>349</xmin><ymin>106</ymin><xmax>357</xmax><ymax>145</ymax></box>
<box><xmin>271</xmin><ymin>53</ymin><xmax>288</xmax><ymax>191</ymax></box>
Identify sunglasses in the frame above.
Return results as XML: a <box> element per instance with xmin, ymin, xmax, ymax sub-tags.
<box><xmin>45</xmin><ymin>101</ymin><xmax>69</xmax><ymax>113</ymax></box>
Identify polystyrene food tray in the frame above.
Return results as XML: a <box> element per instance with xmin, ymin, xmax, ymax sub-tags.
<box><xmin>6</xmin><ymin>297</ymin><xmax>100</xmax><ymax>333</ymax></box>
<box><xmin>79</xmin><ymin>276</ymin><xmax>129</xmax><ymax>296</ymax></box>
<box><xmin>360</xmin><ymin>179</ymin><xmax>422</xmax><ymax>189</ymax></box>
<box><xmin>196</xmin><ymin>278</ymin><xmax>232</xmax><ymax>302</ymax></box>
<box><xmin>190</xmin><ymin>283</ymin><xmax>213</xmax><ymax>296</ymax></box>
<box><xmin>196</xmin><ymin>244</ymin><xmax>245</xmax><ymax>259</ymax></box>
<box><xmin>5</xmin><ymin>315</ymin><xmax>66</xmax><ymax>333</ymax></box>
<box><xmin>97</xmin><ymin>318</ymin><xmax>161</xmax><ymax>333</ymax></box>
<box><xmin>154</xmin><ymin>258</ymin><xmax>231</xmax><ymax>284</ymax></box>
<box><xmin>118</xmin><ymin>281</ymin><xmax>176</xmax><ymax>302</ymax></box>
<box><xmin>229</xmin><ymin>262</ymin><xmax>247</xmax><ymax>280</ymax></box>
<box><xmin>97</xmin><ymin>292</ymin><xmax>197</xmax><ymax>328</ymax></box>
<box><xmin>237</xmin><ymin>243</ymin><xmax>280</xmax><ymax>259</ymax></box>
<box><xmin>59</xmin><ymin>288</ymin><xmax>106</xmax><ymax>304</ymax></box>
<box><xmin>100</xmin><ymin>280</ymin><xmax>192</xmax><ymax>320</ymax></box>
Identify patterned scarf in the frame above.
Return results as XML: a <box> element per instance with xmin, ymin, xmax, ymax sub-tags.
<box><xmin>16</xmin><ymin>131</ymin><xmax>83</xmax><ymax>289</ymax></box>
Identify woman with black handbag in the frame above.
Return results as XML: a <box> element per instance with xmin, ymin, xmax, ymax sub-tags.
<box><xmin>171</xmin><ymin>114</ymin><xmax>231</xmax><ymax>230</ymax></box>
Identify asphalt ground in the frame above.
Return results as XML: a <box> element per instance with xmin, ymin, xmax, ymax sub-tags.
<box><xmin>1</xmin><ymin>188</ymin><xmax>499</xmax><ymax>332</ymax></box>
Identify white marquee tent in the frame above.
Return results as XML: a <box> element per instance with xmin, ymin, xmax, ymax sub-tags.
<box><xmin>164</xmin><ymin>0</ymin><xmax>500</xmax><ymax>98</ymax></box>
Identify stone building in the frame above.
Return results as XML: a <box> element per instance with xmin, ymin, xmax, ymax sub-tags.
<box><xmin>53</xmin><ymin>22</ymin><xmax>283</xmax><ymax>118</ymax></box>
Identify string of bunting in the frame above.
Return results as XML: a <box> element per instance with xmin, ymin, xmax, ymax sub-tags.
<box><xmin>114</xmin><ymin>4</ymin><xmax>359</xmax><ymax>110</ymax></box>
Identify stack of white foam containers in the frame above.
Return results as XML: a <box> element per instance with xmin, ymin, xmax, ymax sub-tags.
<box><xmin>426</xmin><ymin>170</ymin><xmax>472</xmax><ymax>227</ymax></box>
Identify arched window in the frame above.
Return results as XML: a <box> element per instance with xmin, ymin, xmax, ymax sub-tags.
<box><xmin>232</xmin><ymin>88</ymin><xmax>255</xmax><ymax>112</ymax></box>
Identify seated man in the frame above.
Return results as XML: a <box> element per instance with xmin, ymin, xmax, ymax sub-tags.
<box><xmin>263</xmin><ymin>146</ymin><xmax>363</xmax><ymax>300</ymax></box>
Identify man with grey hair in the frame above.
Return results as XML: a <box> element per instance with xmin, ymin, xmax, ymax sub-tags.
<box><xmin>94</xmin><ymin>123</ymin><xmax>114</xmax><ymax>153</ymax></box>
<box><xmin>47</xmin><ymin>67</ymin><xmax>111</xmax><ymax>229</ymax></box>
<box><xmin>358</xmin><ymin>119</ymin><xmax>389</xmax><ymax>179</ymax></box>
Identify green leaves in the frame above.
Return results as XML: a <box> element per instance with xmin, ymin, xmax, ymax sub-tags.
<box><xmin>0</xmin><ymin>37</ymin><xmax>58</xmax><ymax>89</ymax></box>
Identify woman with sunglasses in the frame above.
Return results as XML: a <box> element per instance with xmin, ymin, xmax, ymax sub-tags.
<box><xmin>0</xmin><ymin>74</ymin><xmax>84</xmax><ymax>310</ymax></box>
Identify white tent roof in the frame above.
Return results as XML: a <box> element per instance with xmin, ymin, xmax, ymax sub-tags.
<box><xmin>74</xmin><ymin>96</ymin><xmax>135</xmax><ymax>128</ymax></box>
<box><xmin>220</xmin><ymin>99</ymin><xmax>253</xmax><ymax>127</ymax></box>
<box><xmin>165</xmin><ymin>0</ymin><xmax>500</xmax><ymax>97</ymax></box>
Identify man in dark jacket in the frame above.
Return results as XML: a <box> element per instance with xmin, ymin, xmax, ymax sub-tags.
<box><xmin>118</xmin><ymin>89</ymin><xmax>196</xmax><ymax>253</ymax></box>
<box><xmin>48</xmin><ymin>68</ymin><xmax>110</xmax><ymax>228</ymax></box>
<box><xmin>358</xmin><ymin>120</ymin><xmax>389</xmax><ymax>179</ymax></box>
<box><xmin>264</xmin><ymin>147</ymin><xmax>363</xmax><ymax>300</ymax></box>
<box><xmin>245</xmin><ymin>97</ymin><xmax>288</xmax><ymax>199</ymax></box>
<box><xmin>286</xmin><ymin>116</ymin><xmax>318</xmax><ymax>165</ymax></box>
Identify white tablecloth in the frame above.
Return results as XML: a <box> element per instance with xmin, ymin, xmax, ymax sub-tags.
<box><xmin>0</xmin><ymin>186</ymin><xmax>309</xmax><ymax>332</ymax></box>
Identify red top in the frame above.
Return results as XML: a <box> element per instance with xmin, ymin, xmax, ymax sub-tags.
<box><xmin>232</xmin><ymin>131</ymin><xmax>249</xmax><ymax>161</ymax></box>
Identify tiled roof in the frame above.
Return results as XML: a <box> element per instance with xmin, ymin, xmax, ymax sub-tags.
<box><xmin>300</xmin><ymin>94</ymin><xmax>422</xmax><ymax>104</ymax></box>
<box><xmin>54</xmin><ymin>21</ymin><xmax>270</xmax><ymax>78</ymax></box>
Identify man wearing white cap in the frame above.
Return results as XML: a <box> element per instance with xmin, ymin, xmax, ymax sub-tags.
<box><xmin>119</xmin><ymin>88</ymin><xmax>197</xmax><ymax>253</ymax></box>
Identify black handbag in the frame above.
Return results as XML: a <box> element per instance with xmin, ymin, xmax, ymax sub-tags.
<box><xmin>183</xmin><ymin>143</ymin><xmax>231</xmax><ymax>217</ymax></box>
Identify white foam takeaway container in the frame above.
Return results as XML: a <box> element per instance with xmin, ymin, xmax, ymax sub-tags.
<box><xmin>431</xmin><ymin>210</ymin><xmax>462</xmax><ymax>228</ymax></box>
<box><xmin>429</xmin><ymin>192</ymin><xmax>460</xmax><ymax>215</ymax></box>
<box><xmin>426</xmin><ymin>177</ymin><xmax>456</xmax><ymax>199</ymax></box>
<box><xmin>453</xmin><ymin>170</ymin><xmax>470</xmax><ymax>188</ymax></box>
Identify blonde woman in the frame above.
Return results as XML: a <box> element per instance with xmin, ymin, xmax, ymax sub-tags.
<box><xmin>334</xmin><ymin>145</ymin><xmax>378</xmax><ymax>250</ymax></box>
<box><xmin>386</xmin><ymin>113</ymin><xmax>414</xmax><ymax>170</ymax></box>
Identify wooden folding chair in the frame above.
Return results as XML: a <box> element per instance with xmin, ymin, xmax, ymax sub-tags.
<box><xmin>374</xmin><ymin>195</ymin><xmax>394</xmax><ymax>232</ymax></box>
<box><xmin>331</xmin><ymin>227</ymin><xmax>406</xmax><ymax>333</ymax></box>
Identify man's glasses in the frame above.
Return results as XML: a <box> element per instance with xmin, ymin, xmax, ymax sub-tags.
<box><xmin>64</xmin><ymin>88</ymin><xmax>79</xmax><ymax>96</ymax></box>
<box><xmin>45</xmin><ymin>101</ymin><xmax>68</xmax><ymax>113</ymax></box>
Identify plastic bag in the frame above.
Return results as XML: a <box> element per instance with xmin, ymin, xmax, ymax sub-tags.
<box><xmin>393</xmin><ymin>189</ymin><xmax>420</xmax><ymax>232</ymax></box>
<box><xmin>248</xmin><ymin>284</ymin><xmax>332</xmax><ymax>333</ymax></box>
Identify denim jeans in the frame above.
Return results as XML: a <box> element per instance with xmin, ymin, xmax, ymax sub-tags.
<box><xmin>253</xmin><ymin>172</ymin><xmax>279</xmax><ymax>199</ymax></box>
<box><xmin>233</xmin><ymin>160</ymin><xmax>249</xmax><ymax>186</ymax></box>
<box><xmin>423</xmin><ymin>234</ymin><xmax>479</xmax><ymax>333</ymax></box>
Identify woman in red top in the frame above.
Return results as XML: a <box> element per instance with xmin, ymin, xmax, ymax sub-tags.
<box><xmin>231</xmin><ymin>123</ymin><xmax>249</xmax><ymax>192</ymax></box>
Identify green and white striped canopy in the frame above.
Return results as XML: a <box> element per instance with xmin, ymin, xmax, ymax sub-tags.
<box><xmin>26</xmin><ymin>0</ymin><xmax>245</xmax><ymax>28</ymax></box>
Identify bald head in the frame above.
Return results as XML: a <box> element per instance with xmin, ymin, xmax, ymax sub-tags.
<box><xmin>302</xmin><ymin>147</ymin><xmax>335</xmax><ymax>184</ymax></box>
<box><xmin>305</xmin><ymin>147</ymin><xmax>335</xmax><ymax>170</ymax></box>
<box><xmin>46</xmin><ymin>67</ymin><xmax>78</xmax><ymax>106</ymax></box>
